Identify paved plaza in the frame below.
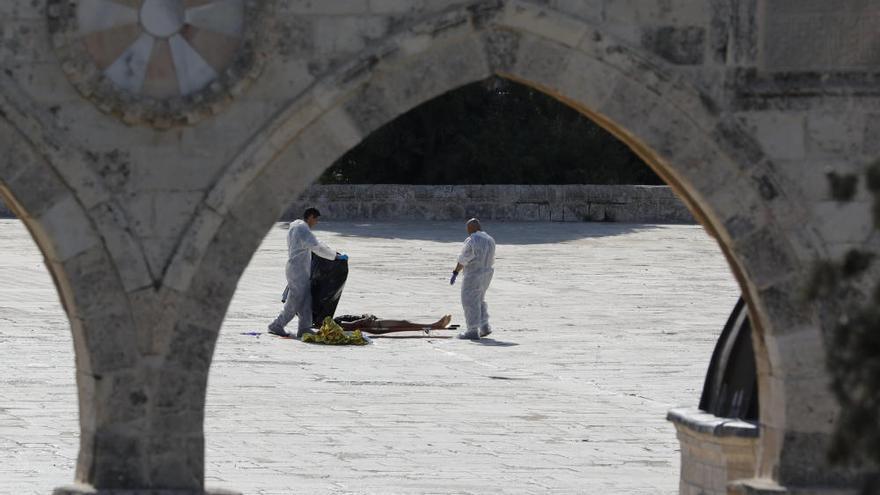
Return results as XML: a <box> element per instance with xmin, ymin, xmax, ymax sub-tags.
<box><xmin>0</xmin><ymin>220</ymin><xmax>739</xmax><ymax>494</ymax></box>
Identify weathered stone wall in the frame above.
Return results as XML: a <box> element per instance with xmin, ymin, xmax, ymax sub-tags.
<box><xmin>1</xmin><ymin>0</ymin><xmax>878</xmax><ymax>494</ymax></box>
<box><xmin>0</xmin><ymin>185</ymin><xmax>694</xmax><ymax>223</ymax></box>
<box><xmin>285</xmin><ymin>184</ymin><xmax>694</xmax><ymax>223</ymax></box>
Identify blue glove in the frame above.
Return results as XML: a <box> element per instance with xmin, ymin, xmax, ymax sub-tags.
<box><xmin>336</xmin><ymin>253</ymin><xmax>349</xmax><ymax>261</ymax></box>
<box><xmin>450</xmin><ymin>271</ymin><xmax>458</xmax><ymax>285</ymax></box>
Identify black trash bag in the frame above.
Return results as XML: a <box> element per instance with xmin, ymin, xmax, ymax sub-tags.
<box><xmin>310</xmin><ymin>254</ymin><xmax>348</xmax><ymax>327</ymax></box>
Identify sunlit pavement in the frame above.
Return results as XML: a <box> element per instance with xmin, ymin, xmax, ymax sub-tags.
<box><xmin>0</xmin><ymin>220</ymin><xmax>739</xmax><ymax>494</ymax></box>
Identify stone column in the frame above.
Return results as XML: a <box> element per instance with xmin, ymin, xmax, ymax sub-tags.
<box><xmin>50</xmin><ymin>284</ymin><xmax>238</xmax><ymax>494</ymax></box>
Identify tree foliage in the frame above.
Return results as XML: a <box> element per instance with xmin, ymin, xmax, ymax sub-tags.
<box><xmin>320</xmin><ymin>77</ymin><xmax>661</xmax><ymax>185</ymax></box>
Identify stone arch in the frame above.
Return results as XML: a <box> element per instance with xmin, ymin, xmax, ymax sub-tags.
<box><xmin>0</xmin><ymin>78</ymin><xmax>196</xmax><ymax>488</ymax></box>
<box><xmin>170</xmin><ymin>1</ymin><xmax>840</xmax><ymax>490</ymax></box>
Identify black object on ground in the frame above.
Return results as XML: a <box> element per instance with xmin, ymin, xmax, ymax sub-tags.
<box><xmin>310</xmin><ymin>254</ymin><xmax>348</xmax><ymax>327</ymax></box>
<box><xmin>699</xmin><ymin>296</ymin><xmax>758</xmax><ymax>421</ymax></box>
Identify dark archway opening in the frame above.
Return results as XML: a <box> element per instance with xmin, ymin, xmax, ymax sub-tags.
<box><xmin>321</xmin><ymin>77</ymin><xmax>662</xmax><ymax>186</ymax></box>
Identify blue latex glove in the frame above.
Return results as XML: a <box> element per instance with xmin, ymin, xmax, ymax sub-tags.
<box><xmin>336</xmin><ymin>253</ymin><xmax>349</xmax><ymax>261</ymax></box>
<box><xmin>450</xmin><ymin>271</ymin><xmax>458</xmax><ymax>285</ymax></box>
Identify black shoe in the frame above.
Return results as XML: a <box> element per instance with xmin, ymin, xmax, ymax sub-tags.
<box><xmin>480</xmin><ymin>327</ymin><xmax>492</xmax><ymax>337</ymax></box>
<box><xmin>267</xmin><ymin>326</ymin><xmax>289</xmax><ymax>337</ymax></box>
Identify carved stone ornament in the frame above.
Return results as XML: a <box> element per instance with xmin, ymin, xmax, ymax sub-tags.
<box><xmin>47</xmin><ymin>0</ymin><xmax>272</xmax><ymax>127</ymax></box>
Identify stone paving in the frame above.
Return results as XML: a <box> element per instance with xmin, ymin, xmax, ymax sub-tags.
<box><xmin>0</xmin><ymin>220</ymin><xmax>739</xmax><ymax>494</ymax></box>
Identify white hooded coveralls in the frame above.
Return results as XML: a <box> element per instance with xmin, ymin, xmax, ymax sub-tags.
<box><xmin>271</xmin><ymin>220</ymin><xmax>337</xmax><ymax>332</ymax></box>
<box><xmin>457</xmin><ymin>230</ymin><xmax>496</xmax><ymax>332</ymax></box>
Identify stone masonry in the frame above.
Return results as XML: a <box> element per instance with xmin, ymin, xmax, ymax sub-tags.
<box><xmin>0</xmin><ymin>184</ymin><xmax>698</xmax><ymax>223</ymax></box>
<box><xmin>668</xmin><ymin>408</ymin><xmax>760</xmax><ymax>495</ymax></box>
<box><xmin>1</xmin><ymin>1</ymin><xmax>879</xmax><ymax>494</ymax></box>
<box><xmin>285</xmin><ymin>184</ymin><xmax>695</xmax><ymax>223</ymax></box>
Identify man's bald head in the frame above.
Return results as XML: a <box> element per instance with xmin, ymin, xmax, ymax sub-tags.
<box><xmin>466</xmin><ymin>218</ymin><xmax>481</xmax><ymax>234</ymax></box>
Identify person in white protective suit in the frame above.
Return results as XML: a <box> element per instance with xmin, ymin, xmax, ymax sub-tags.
<box><xmin>450</xmin><ymin>218</ymin><xmax>496</xmax><ymax>340</ymax></box>
<box><xmin>268</xmin><ymin>207</ymin><xmax>347</xmax><ymax>339</ymax></box>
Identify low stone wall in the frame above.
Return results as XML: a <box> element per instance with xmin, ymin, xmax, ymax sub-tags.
<box><xmin>667</xmin><ymin>408</ymin><xmax>759</xmax><ymax>495</ymax></box>
<box><xmin>284</xmin><ymin>185</ymin><xmax>694</xmax><ymax>223</ymax></box>
<box><xmin>0</xmin><ymin>185</ymin><xmax>695</xmax><ymax>223</ymax></box>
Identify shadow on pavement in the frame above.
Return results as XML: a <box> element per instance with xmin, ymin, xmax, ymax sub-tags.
<box><xmin>366</xmin><ymin>335</ymin><xmax>518</xmax><ymax>346</ymax></box>
<box><xmin>368</xmin><ymin>334</ymin><xmax>454</xmax><ymax>339</ymax></box>
<box><xmin>471</xmin><ymin>338</ymin><xmax>519</xmax><ymax>347</ymax></box>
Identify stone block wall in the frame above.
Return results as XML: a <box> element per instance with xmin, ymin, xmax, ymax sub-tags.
<box><xmin>2</xmin><ymin>185</ymin><xmax>693</xmax><ymax>223</ymax></box>
<box><xmin>668</xmin><ymin>408</ymin><xmax>759</xmax><ymax>495</ymax></box>
<box><xmin>284</xmin><ymin>184</ymin><xmax>694</xmax><ymax>223</ymax></box>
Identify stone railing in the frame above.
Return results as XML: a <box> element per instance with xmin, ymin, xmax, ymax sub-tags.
<box><xmin>0</xmin><ymin>185</ymin><xmax>695</xmax><ymax>223</ymax></box>
<box><xmin>667</xmin><ymin>407</ymin><xmax>759</xmax><ymax>495</ymax></box>
<box><xmin>284</xmin><ymin>184</ymin><xmax>694</xmax><ymax>223</ymax></box>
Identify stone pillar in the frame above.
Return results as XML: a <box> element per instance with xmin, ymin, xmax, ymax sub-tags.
<box><xmin>49</xmin><ymin>212</ymin><xmax>270</xmax><ymax>494</ymax></box>
<box><xmin>49</xmin><ymin>286</ymin><xmax>238</xmax><ymax>494</ymax></box>
<box><xmin>46</xmin><ymin>261</ymin><xmax>227</xmax><ymax>492</ymax></box>
<box><xmin>1</xmin><ymin>173</ymin><xmax>221</xmax><ymax>493</ymax></box>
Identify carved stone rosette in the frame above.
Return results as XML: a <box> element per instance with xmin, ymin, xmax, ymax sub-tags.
<box><xmin>47</xmin><ymin>0</ymin><xmax>274</xmax><ymax>127</ymax></box>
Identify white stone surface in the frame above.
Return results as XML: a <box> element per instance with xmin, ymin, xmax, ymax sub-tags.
<box><xmin>170</xmin><ymin>33</ymin><xmax>219</xmax><ymax>95</ymax></box>
<box><xmin>0</xmin><ymin>220</ymin><xmax>739</xmax><ymax>494</ymax></box>
<box><xmin>140</xmin><ymin>0</ymin><xmax>185</xmax><ymax>38</ymax></box>
<box><xmin>104</xmin><ymin>33</ymin><xmax>154</xmax><ymax>93</ymax></box>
